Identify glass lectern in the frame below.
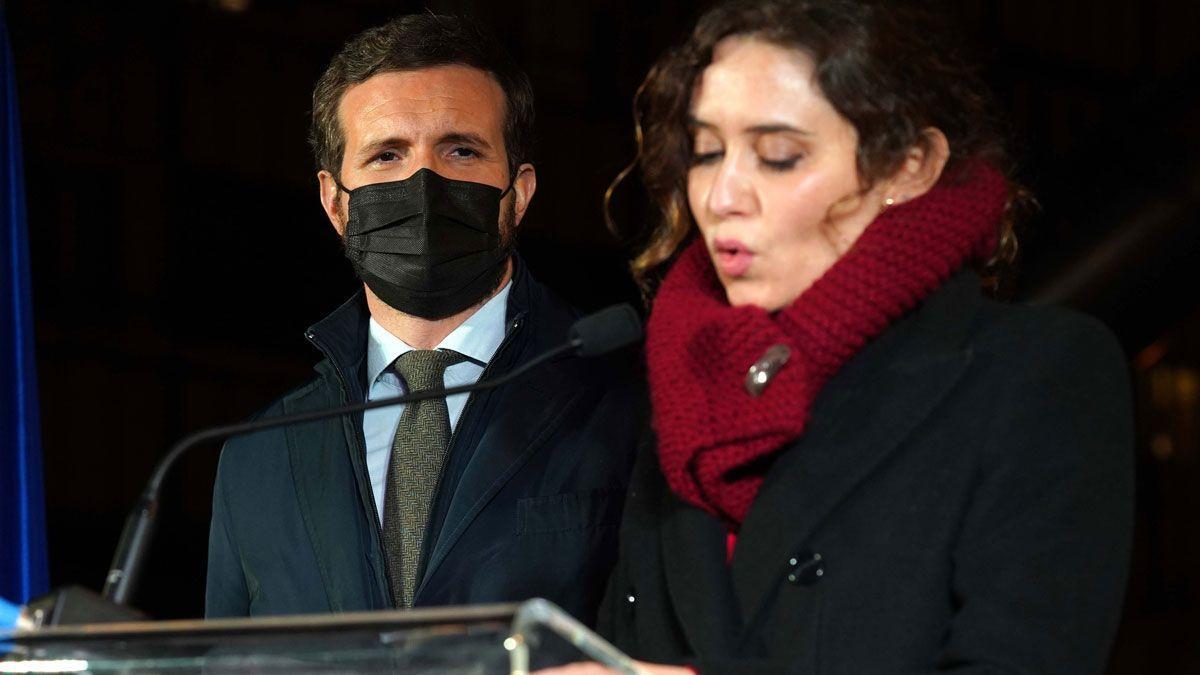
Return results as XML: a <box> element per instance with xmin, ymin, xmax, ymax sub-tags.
<box><xmin>0</xmin><ymin>598</ymin><xmax>636</xmax><ymax>674</ymax></box>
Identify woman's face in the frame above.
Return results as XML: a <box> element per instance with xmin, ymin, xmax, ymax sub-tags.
<box><xmin>687</xmin><ymin>36</ymin><xmax>888</xmax><ymax>311</ymax></box>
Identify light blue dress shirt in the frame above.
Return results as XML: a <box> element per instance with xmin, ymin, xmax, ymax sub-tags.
<box><xmin>362</xmin><ymin>281</ymin><xmax>512</xmax><ymax>523</ymax></box>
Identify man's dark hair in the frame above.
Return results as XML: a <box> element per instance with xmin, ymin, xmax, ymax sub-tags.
<box><xmin>309</xmin><ymin>14</ymin><xmax>535</xmax><ymax>181</ymax></box>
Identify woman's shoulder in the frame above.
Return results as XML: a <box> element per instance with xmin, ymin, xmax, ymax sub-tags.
<box><xmin>966</xmin><ymin>295</ymin><xmax>1127</xmax><ymax>374</ymax></box>
<box><xmin>951</xmin><ymin>295</ymin><xmax>1133</xmax><ymax>465</ymax></box>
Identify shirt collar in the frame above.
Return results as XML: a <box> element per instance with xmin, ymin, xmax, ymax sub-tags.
<box><xmin>365</xmin><ymin>280</ymin><xmax>513</xmax><ymax>387</ymax></box>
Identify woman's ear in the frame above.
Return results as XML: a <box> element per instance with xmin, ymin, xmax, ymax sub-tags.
<box><xmin>883</xmin><ymin>127</ymin><xmax>950</xmax><ymax>205</ymax></box>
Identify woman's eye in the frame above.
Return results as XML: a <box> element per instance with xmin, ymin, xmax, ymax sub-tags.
<box><xmin>760</xmin><ymin>155</ymin><xmax>803</xmax><ymax>172</ymax></box>
<box><xmin>690</xmin><ymin>129</ymin><xmax>723</xmax><ymax>166</ymax></box>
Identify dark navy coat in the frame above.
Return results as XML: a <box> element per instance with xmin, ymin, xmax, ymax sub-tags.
<box><xmin>206</xmin><ymin>259</ymin><xmax>640</xmax><ymax>622</ymax></box>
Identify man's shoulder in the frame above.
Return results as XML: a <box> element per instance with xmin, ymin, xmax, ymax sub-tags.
<box><xmin>516</xmin><ymin>268</ymin><xmax>583</xmax><ymax>334</ymax></box>
<box><xmin>525</xmin><ymin>275</ymin><xmax>644</xmax><ymax>381</ymax></box>
<box><xmin>215</xmin><ymin>371</ymin><xmax>338</xmax><ymax>476</ymax></box>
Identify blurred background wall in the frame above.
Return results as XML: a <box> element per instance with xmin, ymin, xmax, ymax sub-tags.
<box><xmin>5</xmin><ymin>0</ymin><xmax>1198</xmax><ymax>671</ymax></box>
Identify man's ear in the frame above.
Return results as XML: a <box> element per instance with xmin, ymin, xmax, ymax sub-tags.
<box><xmin>318</xmin><ymin>170</ymin><xmax>346</xmax><ymax>236</ymax></box>
<box><xmin>510</xmin><ymin>162</ymin><xmax>537</xmax><ymax>225</ymax></box>
<box><xmin>883</xmin><ymin>127</ymin><xmax>951</xmax><ymax>205</ymax></box>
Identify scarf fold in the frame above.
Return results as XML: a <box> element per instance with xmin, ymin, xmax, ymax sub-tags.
<box><xmin>646</xmin><ymin>162</ymin><xmax>1009</xmax><ymax>528</ymax></box>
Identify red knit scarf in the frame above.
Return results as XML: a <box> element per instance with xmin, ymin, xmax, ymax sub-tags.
<box><xmin>646</xmin><ymin>162</ymin><xmax>1009</xmax><ymax>528</ymax></box>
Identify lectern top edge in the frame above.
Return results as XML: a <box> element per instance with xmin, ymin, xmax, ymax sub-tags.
<box><xmin>2</xmin><ymin>602</ymin><xmax>521</xmax><ymax>644</ymax></box>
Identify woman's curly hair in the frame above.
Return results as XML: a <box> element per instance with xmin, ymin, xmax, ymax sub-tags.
<box><xmin>609</xmin><ymin>0</ymin><xmax>1026</xmax><ymax>294</ymax></box>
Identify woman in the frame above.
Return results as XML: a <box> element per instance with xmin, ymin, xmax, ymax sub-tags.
<box><xmin>554</xmin><ymin>1</ymin><xmax>1133</xmax><ymax>673</ymax></box>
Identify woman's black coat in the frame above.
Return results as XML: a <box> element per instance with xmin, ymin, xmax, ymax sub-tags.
<box><xmin>598</xmin><ymin>273</ymin><xmax>1133</xmax><ymax>675</ymax></box>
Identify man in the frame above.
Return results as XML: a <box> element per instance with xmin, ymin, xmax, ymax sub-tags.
<box><xmin>205</xmin><ymin>14</ymin><xmax>639</xmax><ymax>622</ymax></box>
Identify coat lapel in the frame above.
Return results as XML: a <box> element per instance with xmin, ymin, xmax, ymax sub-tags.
<box><xmin>660</xmin><ymin>495</ymin><xmax>744</xmax><ymax>657</ymax></box>
<box><xmin>416</xmin><ymin>358</ymin><xmax>585</xmax><ymax>594</ymax></box>
<box><xmin>731</xmin><ymin>273</ymin><xmax>980</xmax><ymax>631</ymax></box>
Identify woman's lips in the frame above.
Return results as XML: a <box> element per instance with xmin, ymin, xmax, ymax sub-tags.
<box><xmin>712</xmin><ymin>238</ymin><xmax>754</xmax><ymax>277</ymax></box>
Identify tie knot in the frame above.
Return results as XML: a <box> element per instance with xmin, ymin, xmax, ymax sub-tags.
<box><xmin>392</xmin><ymin>349</ymin><xmax>468</xmax><ymax>391</ymax></box>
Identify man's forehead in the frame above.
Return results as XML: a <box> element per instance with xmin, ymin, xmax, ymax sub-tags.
<box><xmin>339</xmin><ymin>66</ymin><xmax>505</xmax><ymax>144</ymax></box>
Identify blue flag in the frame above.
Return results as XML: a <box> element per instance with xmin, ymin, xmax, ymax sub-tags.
<box><xmin>0</xmin><ymin>6</ymin><xmax>49</xmax><ymax>604</ymax></box>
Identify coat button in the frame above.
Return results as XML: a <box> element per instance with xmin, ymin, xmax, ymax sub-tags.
<box><xmin>786</xmin><ymin>551</ymin><xmax>824</xmax><ymax>586</ymax></box>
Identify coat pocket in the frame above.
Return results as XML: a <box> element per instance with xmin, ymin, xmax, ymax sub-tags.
<box><xmin>516</xmin><ymin>489</ymin><xmax>625</xmax><ymax>536</ymax></box>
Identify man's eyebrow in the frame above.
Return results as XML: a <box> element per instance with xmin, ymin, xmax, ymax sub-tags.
<box><xmin>354</xmin><ymin>132</ymin><xmax>494</xmax><ymax>162</ymax></box>
<box><xmin>438</xmin><ymin>132</ymin><xmax>493</xmax><ymax>150</ymax></box>
<box><xmin>356</xmin><ymin>136</ymin><xmax>410</xmax><ymax>160</ymax></box>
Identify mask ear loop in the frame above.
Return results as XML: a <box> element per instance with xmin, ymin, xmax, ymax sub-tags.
<box><xmin>499</xmin><ymin>150</ymin><xmax>533</xmax><ymax>201</ymax></box>
<box><xmin>330</xmin><ymin>175</ymin><xmax>355</xmax><ymax>230</ymax></box>
<box><xmin>332</xmin><ymin>174</ymin><xmax>353</xmax><ymax>196</ymax></box>
<box><xmin>498</xmin><ymin>167</ymin><xmax>519</xmax><ymax>201</ymax></box>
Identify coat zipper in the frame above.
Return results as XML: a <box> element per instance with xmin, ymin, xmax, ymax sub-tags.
<box><xmin>305</xmin><ymin>329</ymin><xmax>392</xmax><ymax>606</ymax></box>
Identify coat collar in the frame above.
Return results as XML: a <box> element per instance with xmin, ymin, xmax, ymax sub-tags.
<box><xmin>304</xmin><ymin>254</ymin><xmax>540</xmax><ymax>389</ymax></box>
<box><xmin>659</xmin><ymin>272</ymin><xmax>983</xmax><ymax>650</ymax></box>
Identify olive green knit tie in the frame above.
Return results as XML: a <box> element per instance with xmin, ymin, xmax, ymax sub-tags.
<box><xmin>382</xmin><ymin>348</ymin><xmax>467</xmax><ymax>608</ymax></box>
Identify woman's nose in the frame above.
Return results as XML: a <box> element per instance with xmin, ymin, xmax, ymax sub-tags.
<box><xmin>706</xmin><ymin>155</ymin><xmax>756</xmax><ymax>219</ymax></box>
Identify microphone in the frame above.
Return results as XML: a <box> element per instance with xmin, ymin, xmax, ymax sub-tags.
<box><xmin>568</xmin><ymin>304</ymin><xmax>641</xmax><ymax>357</ymax></box>
<box><xmin>101</xmin><ymin>303</ymin><xmax>643</xmax><ymax>606</ymax></box>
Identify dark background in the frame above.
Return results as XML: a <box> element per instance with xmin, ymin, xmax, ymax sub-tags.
<box><xmin>6</xmin><ymin>0</ymin><xmax>1200</xmax><ymax>672</ymax></box>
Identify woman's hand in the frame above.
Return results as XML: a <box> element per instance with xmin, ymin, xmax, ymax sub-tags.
<box><xmin>534</xmin><ymin>661</ymin><xmax>694</xmax><ymax>675</ymax></box>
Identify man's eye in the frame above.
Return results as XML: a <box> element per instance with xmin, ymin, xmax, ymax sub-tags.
<box><xmin>449</xmin><ymin>146</ymin><xmax>480</xmax><ymax>159</ymax></box>
<box><xmin>376</xmin><ymin>151</ymin><xmax>399</xmax><ymax>162</ymax></box>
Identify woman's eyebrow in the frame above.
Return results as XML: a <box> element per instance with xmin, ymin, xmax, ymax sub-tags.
<box><xmin>686</xmin><ymin>116</ymin><xmax>813</xmax><ymax>136</ymax></box>
<box><xmin>745</xmin><ymin>123</ymin><xmax>813</xmax><ymax>136</ymax></box>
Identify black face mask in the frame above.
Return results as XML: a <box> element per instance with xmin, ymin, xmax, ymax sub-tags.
<box><xmin>339</xmin><ymin>168</ymin><xmax>514</xmax><ymax>320</ymax></box>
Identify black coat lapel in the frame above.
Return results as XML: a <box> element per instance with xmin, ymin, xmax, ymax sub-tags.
<box><xmin>416</xmin><ymin>359</ymin><xmax>585</xmax><ymax>593</ymax></box>
<box><xmin>660</xmin><ymin>496</ymin><xmax>744</xmax><ymax>657</ymax></box>
<box><xmin>731</xmin><ymin>273</ymin><xmax>980</xmax><ymax>630</ymax></box>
